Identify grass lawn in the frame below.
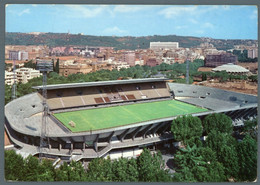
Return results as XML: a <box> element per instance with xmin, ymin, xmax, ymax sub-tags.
<box><xmin>53</xmin><ymin>100</ymin><xmax>208</xmax><ymax>132</ymax></box>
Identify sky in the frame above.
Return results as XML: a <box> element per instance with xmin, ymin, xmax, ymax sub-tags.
<box><xmin>6</xmin><ymin>4</ymin><xmax>258</xmax><ymax>40</ymax></box>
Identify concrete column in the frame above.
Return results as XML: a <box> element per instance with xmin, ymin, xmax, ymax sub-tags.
<box><xmin>161</xmin><ymin>123</ymin><xmax>171</xmax><ymax>133</ymax></box>
<box><xmin>93</xmin><ymin>134</ymin><xmax>99</xmax><ymax>152</ymax></box>
<box><xmin>131</xmin><ymin>126</ymin><xmax>142</xmax><ymax>140</ymax></box>
<box><xmin>71</xmin><ymin>142</ymin><xmax>73</xmax><ymax>153</ymax></box>
<box><xmin>118</xmin><ymin>128</ymin><xmax>130</xmax><ymax>142</ymax></box>
<box><xmin>59</xmin><ymin>143</ymin><xmax>62</xmax><ymax>151</ymax></box>
<box><xmin>108</xmin><ymin>131</ymin><xmax>114</xmax><ymax>144</ymax></box>
<box><xmin>150</xmin><ymin>122</ymin><xmax>166</xmax><ymax>136</ymax></box>
<box><xmin>140</xmin><ymin>124</ymin><xmax>153</xmax><ymax>138</ymax></box>
<box><xmin>242</xmin><ymin>108</ymin><xmax>252</xmax><ymax>119</ymax></box>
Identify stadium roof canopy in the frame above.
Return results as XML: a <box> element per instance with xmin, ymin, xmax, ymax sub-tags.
<box><xmin>33</xmin><ymin>78</ymin><xmax>169</xmax><ymax>90</ymax></box>
<box><xmin>212</xmin><ymin>63</ymin><xmax>249</xmax><ymax>73</ymax></box>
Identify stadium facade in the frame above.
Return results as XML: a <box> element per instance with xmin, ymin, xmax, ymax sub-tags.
<box><xmin>5</xmin><ymin>78</ymin><xmax>257</xmax><ymax>161</ymax></box>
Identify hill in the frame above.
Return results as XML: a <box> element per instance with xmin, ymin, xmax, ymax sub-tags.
<box><xmin>5</xmin><ymin>32</ymin><xmax>257</xmax><ymax>50</ymax></box>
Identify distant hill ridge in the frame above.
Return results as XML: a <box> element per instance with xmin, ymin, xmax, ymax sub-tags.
<box><xmin>5</xmin><ymin>32</ymin><xmax>257</xmax><ymax>51</ymax></box>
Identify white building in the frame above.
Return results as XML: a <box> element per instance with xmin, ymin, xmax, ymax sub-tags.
<box><xmin>150</xmin><ymin>42</ymin><xmax>179</xmax><ymax>50</ymax></box>
<box><xmin>162</xmin><ymin>57</ymin><xmax>175</xmax><ymax>65</ymax></box>
<box><xmin>135</xmin><ymin>59</ymin><xmax>144</xmax><ymax>66</ymax></box>
<box><xmin>5</xmin><ymin>71</ymin><xmax>17</xmax><ymax>86</ymax></box>
<box><xmin>9</xmin><ymin>51</ymin><xmax>28</xmax><ymax>61</ymax></box>
<box><xmin>248</xmin><ymin>48</ymin><xmax>258</xmax><ymax>59</ymax></box>
<box><xmin>15</xmin><ymin>68</ymin><xmax>42</xmax><ymax>84</ymax></box>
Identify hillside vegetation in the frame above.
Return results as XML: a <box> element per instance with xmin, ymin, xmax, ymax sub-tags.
<box><xmin>6</xmin><ymin>32</ymin><xmax>256</xmax><ymax>50</ymax></box>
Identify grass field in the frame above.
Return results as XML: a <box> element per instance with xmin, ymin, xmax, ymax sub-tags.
<box><xmin>54</xmin><ymin>100</ymin><xmax>208</xmax><ymax>132</ymax></box>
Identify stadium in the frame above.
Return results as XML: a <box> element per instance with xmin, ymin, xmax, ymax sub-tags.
<box><xmin>4</xmin><ymin>78</ymin><xmax>257</xmax><ymax>161</ymax></box>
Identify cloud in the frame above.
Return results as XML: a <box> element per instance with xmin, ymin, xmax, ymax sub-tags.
<box><xmin>250</xmin><ymin>10</ymin><xmax>257</xmax><ymax>19</ymax></box>
<box><xmin>196</xmin><ymin>30</ymin><xmax>205</xmax><ymax>34</ymax></box>
<box><xmin>113</xmin><ymin>5</ymin><xmax>143</xmax><ymax>13</ymax></box>
<box><xmin>64</xmin><ymin>5</ymin><xmax>106</xmax><ymax>18</ymax></box>
<box><xmin>189</xmin><ymin>18</ymin><xmax>198</xmax><ymax>24</ymax></box>
<box><xmin>18</xmin><ymin>8</ymin><xmax>30</xmax><ymax>16</ymax></box>
<box><xmin>158</xmin><ymin>6</ymin><xmax>198</xmax><ymax>18</ymax></box>
<box><xmin>158</xmin><ymin>5</ymin><xmax>234</xmax><ymax>19</ymax></box>
<box><xmin>176</xmin><ymin>25</ymin><xmax>188</xmax><ymax>30</ymax></box>
<box><xmin>203</xmin><ymin>22</ymin><xmax>214</xmax><ymax>29</ymax></box>
<box><xmin>32</xmin><ymin>4</ymin><xmax>37</xmax><ymax>7</ymax></box>
<box><xmin>102</xmin><ymin>26</ymin><xmax>128</xmax><ymax>35</ymax></box>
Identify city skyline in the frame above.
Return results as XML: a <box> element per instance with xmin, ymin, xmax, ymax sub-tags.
<box><xmin>6</xmin><ymin>5</ymin><xmax>257</xmax><ymax>40</ymax></box>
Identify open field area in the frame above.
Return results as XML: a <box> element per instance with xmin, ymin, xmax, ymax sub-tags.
<box><xmin>54</xmin><ymin>100</ymin><xmax>208</xmax><ymax>132</ymax></box>
<box><xmin>200</xmin><ymin>81</ymin><xmax>257</xmax><ymax>95</ymax></box>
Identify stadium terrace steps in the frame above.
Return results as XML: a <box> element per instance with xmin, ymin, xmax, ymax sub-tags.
<box><xmin>45</xmin><ymin>81</ymin><xmax>172</xmax><ymax>110</ymax></box>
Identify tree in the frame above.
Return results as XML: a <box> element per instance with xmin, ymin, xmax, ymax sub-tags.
<box><xmin>38</xmin><ymin>159</ymin><xmax>55</xmax><ymax>181</ymax></box>
<box><xmin>173</xmin><ymin>145</ymin><xmax>226</xmax><ymax>182</ymax></box>
<box><xmin>112</xmin><ymin>157</ymin><xmax>138</xmax><ymax>182</ymax></box>
<box><xmin>241</xmin><ymin>118</ymin><xmax>257</xmax><ymax>140</ymax></box>
<box><xmin>202</xmin><ymin>113</ymin><xmax>233</xmax><ymax>135</ymax></box>
<box><xmin>206</xmin><ymin>131</ymin><xmax>239</xmax><ymax>179</ymax></box>
<box><xmin>202</xmin><ymin>73</ymin><xmax>207</xmax><ymax>81</ymax></box>
<box><xmin>248</xmin><ymin>75</ymin><xmax>257</xmax><ymax>82</ymax></box>
<box><xmin>24</xmin><ymin>60</ymin><xmax>36</xmax><ymax>69</ymax></box>
<box><xmin>68</xmin><ymin>160</ymin><xmax>87</xmax><ymax>181</ymax></box>
<box><xmin>23</xmin><ymin>155</ymin><xmax>41</xmax><ymax>181</ymax></box>
<box><xmin>55</xmin><ymin>162</ymin><xmax>71</xmax><ymax>181</ymax></box>
<box><xmin>137</xmin><ymin>148</ymin><xmax>171</xmax><ymax>182</ymax></box>
<box><xmin>236</xmin><ymin>134</ymin><xmax>257</xmax><ymax>181</ymax></box>
<box><xmin>171</xmin><ymin>115</ymin><xmax>203</xmax><ymax>145</ymax></box>
<box><xmin>5</xmin><ymin>150</ymin><xmax>25</xmax><ymax>181</ymax></box>
<box><xmin>86</xmin><ymin>157</ymin><xmax>113</xmax><ymax>182</ymax></box>
<box><xmin>55</xmin><ymin>58</ymin><xmax>60</xmax><ymax>74</ymax></box>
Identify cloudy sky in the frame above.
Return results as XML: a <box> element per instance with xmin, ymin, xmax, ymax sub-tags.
<box><xmin>6</xmin><ymin>4</ymin><xmax>258</xmax><ymax>39</ymax></box>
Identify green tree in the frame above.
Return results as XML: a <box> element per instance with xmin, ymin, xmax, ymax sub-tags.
<box><xmin>241</xmin><ymin>118</ymin><xmax>258</xmax><ymax>140</ymax></box>
<box><xmin>68</xmin><ymin>160</ymin><xmax>87</xmax><ymax>181</ymax></box>
<box><xmin>137</xmin><ymin>148</ymin><xmax>171</xmax><ymax>182</ymax></box>
<box><xmin>237</xmin><ymin>134</ymin><xmax>257</xmax><ymax>181</ymax></box>
<box><xmin>174</xmin><ymin>145</ymin><xmax>226</xmax><ymax>182</ymax></box>
<box><xmin>38</xmin><ymin>159</ymin><xmax>55</xmax><ymax>181</ymax></box>
<box><xmin>202</xmin><ymin>73</ymin><xmax>207</xmax><ymax>81</ymax></box>
<box><xmin>24</xmin><ymin>60</ymin><xmax>36</xmax><ymax>69</ymax></box>
<box><xmin>55</xmin><ymin>162</ymin><xmax>71</xmax><ymax>181</ymax></box>
<box><xmin>112</xmin><ymin>157</ymin><xmax>138</xmax><ymax>182</ymax></box>
<box><xmin>23</xmin><ymin>155</ymin><xmax>41</xmax><ymax>181</ymax></box>
<box><xmin>5</xmin><ymin>150</ymin><xmax>25</xmax><ymax>181</ymax></box>
<box><xmin>55</xmin><ymin>58</ymin><xmax>60</xmax><ymax>74</ymax></box>
<box><xmin>86</xmin><ymin>157</ymin><xmax>113</xmax><ymax>181</ymax></box>
<box><xmin>206</xmin><ymin>131</ymin><xmax>239</xmax><ymax>179</ymax></box>
<box><xmin>171</xmin><ymin>115</ymin><xmax>203</xmax><ymax>145</ymax></box>
<box><xmin>202</xmin><ymin>113</ymin><xmax>233</xmax><ymax>135</ymax></box>
<box><xmin>248</xmin><ymin>75</ymin><xmax>257</xmax><ymax>82</ymax></box>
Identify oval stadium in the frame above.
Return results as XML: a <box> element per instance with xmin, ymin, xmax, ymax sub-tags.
<box><xmin>4</xmin><ymin>78</ymin><xmax>257</xmax><ymax>161</ymax></box>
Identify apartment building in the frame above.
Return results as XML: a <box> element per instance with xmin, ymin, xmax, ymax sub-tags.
<box><xmin>248</xmin><ymin>48</ymin><xmax>258</xmax><ymax>58</ymax></box>
<box><xmin>150</xmin><ymin>42</ymin><xmax>179</xmax><ymax>50</ymax></box>
<box><xmin>122</xmin><ymin>51</ymin><xmax>136</xmax><ymax>66</ymax></box>
<box><xmin>16</xmin><ymin>68</ymin><xmax>41</xmax><ymax>83</ymax></box>
<box><xmin>59</xmin><ymin>63</ymin><xmax>92</xmax><ymax>77</ymax></box>
<box><xmin>9</xmin><ymin>50</ymin><xmax>28</xmax><ymax>61</ymax></box>
<box><xmin>205</xmin><ymin>53</ymin><xmax>237</xmax><ymax>67</ymax></box>
<box><xmin>5</xmin><ymin>68</ymin><xmax>41</xmax><ymax>85</ymax></box>
<box><xmin>5</xmin><ymin>71</ymin><xmax>17</xmax><ymax>86</ymax></box>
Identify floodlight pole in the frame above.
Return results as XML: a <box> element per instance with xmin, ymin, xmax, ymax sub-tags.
<box><xmin>185</xmin><ymin>51</ymin><xmax>191</xmax><ymax>84</ymax></box>
<box><xmin>39</xmin><ymin>71</ymin><xmax>48</xmax><ymax>161</ymax></box>
<box><xmin>11</xmin><ymin>59</ymin><xmax>16</xmax><ymax>100</ymax></box>
<box><xmin>186</xmin><ymin>60</ymin><xmax>189</xmax><ymax>84</ymax></box>
<box><xmin>37</xmin><ymin>60</ymin><xmax>53</xmax><ymax>161</ymax></box>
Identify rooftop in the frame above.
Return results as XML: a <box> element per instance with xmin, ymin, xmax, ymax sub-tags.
<box><xmin>212</xmin><ymin>63</ymin><xmax>249</xmax><ymax>73</ymax></box>
<box><xmin>32</xmin><ymin>78</ymin><xmax>168</xmax><ymax>90</ymax></box>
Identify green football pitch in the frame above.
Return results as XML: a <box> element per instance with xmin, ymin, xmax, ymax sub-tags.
<box><xmin>53</xmin><ymin>100</ymin><xmax>208</xmax><ymax>132</ymax></box>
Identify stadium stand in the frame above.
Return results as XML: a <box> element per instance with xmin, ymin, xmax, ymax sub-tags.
<box><xmin>5</xmin><ymin>78</ymin><xmax>257</xmax><ymax>161</ymax></box>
